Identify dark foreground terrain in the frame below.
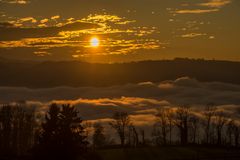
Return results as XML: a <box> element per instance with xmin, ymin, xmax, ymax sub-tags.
<box><xmin>97</xmin><ymin>147</ymin><xmax>240</xmax><ymax>160</ymax></box>
<box><xmin>1</xmin><ymin>146</ymin><xmax>240</xmax><ymax>160</ymax></box>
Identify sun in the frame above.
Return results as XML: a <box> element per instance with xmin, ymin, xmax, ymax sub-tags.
<box><xmin>90</xmin><ymin>37</ymin><xmax>100</xmax><ymax>48</ymax></box>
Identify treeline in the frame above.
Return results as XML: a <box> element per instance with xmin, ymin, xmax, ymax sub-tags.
<box><xmin>93</xmin><ymin>105</ymin><xmax>240</xmax><ymax>148</ymax></box>
<box><xmin>0</xmin><ymin>103</ymin><xmax>240</xmax><ymax>159</ymax></box>
<box><xmin>0</xmin><ymin>104</ymin><xmax>36</xmax><ymax>156</ymax></box>
<box><xmin>0</xmin><ymin>103</ymin><xmax>99</xmax><ymax>160</ymax></box>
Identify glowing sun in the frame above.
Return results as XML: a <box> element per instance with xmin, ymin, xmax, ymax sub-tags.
<box><xmin>90</xmin><ymin>37</ymin><xmax>100</xmax><ymax>47</ymax></box>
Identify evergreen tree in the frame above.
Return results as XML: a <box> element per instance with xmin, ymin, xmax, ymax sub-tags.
<box><xmin>35</xmin><ymin>104</ymin><xmax>88</xmax><ymax>160</ymax></box>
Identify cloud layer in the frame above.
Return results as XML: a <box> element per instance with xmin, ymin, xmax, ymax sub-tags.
<box><xmin>2</xmin><ymin>77</ymin><xmax>240</xmax><ymax>140</ymax></box>
<box><xmin>1</xmin><ymin>77</ymin><xmax>240</xmax><ymax>121</ymax></box>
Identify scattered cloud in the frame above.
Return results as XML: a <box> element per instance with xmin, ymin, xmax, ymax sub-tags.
<box><xmin>51</xmin><ymin>15</ymin><xmax>60</xmax><ymax>20</ymax></box>
<box><xmin>0</xmin><ymin>0</ymin><xmax>29</xmax><ymax>4</ymax></box>
<box><xmin>181</xmin><ymin>33</ymin><xmax>207</xmax><ymax>38</ymax></box>
<box><xmin>174</xmin><ymin>0</ymin><xmax>232</xmax><ymax>14</ymax></box>
<box><xmin>175</xmin><ymin>9</ymin><xmax>219</xmax><ymax>14</ymax></box>
<box><xmin>40</xmin><ymin>18</ymin><xmax>49</xmax><ymax>24</ymax></box>
<box><xmin>0</xmin><ymin>14</ymin><xmax>162</xmax><ymax>57</ymax></box>
<box><xmin>33</xmin><ymin>51</ymin><xmax>51</xmax><ymax>56</ymax></box>
<box><xmin>199</xmin><ymin>0</ymin><xmax>232</xmax><ymax>8</ymax></box>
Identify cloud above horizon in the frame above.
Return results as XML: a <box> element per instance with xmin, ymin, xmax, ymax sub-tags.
<box><xmin>174</xmin><ymin>0</ymin><xmax>232</xmax><ymax>14</ymax></box>
<box><xmin>0</xmin><ymin>0</ymin><xmax>29</xmax><ymax>4</ymax></box>
<box><xmin>1</xmin><ymin>77</ymin><xmax>240</xmax><ymax>105</ymax></box>
<box><xmin>0</xmin><ymin>0</ymin><xmax>239</xmax><ymax>62</ymax></box>
<box><xmin>0</xmin><ymin>13</ymin><xmax>162</xmax><ymax>58</ymax></box>
<box><xmin>1</xmin><ymin>76</ymin><xmax>240</xmax><ymax>140</ymax></box>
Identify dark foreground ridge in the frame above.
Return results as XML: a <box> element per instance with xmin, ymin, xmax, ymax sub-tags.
<box><xmin>0</xmin><ymin>58</ymin><xmax>240</xmax><ymax>88</ymax></box>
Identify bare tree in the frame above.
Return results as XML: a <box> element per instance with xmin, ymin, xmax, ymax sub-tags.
<box><xmin>189</xmin><ymin>115</ymin><xmax>199</xmax><ymax>144</ymax></box>
<box><xmin>0</xmin><ymin>104</ymin><xmax>37</xmax><ymax>156</ymax></box>
<box><xmin>0</xmin><ymin>105</ymin><xmax>13</xmax><ymax>154</ymax></box>
<box><xmin>233</xmin><ymin>122</ymin><xmax>240</xmax><ymax>147</ymax></box>
<box><xmin>140</xmin><ymin>129</ymin><xmax>145</xmax><ymax>146</ymax></box>
<box><xmin>152</xmin><ymin>123</ymin><xmax>161</xmax><ymax>145</ymax></box>
<box><xmin>127</xmin><ymin>125</ymin><xmax>139</xmax><ymax>147</ymax></box>
<box><xmin>226</xmin><ymin>119</ymin><xmax>235</xmax><ymax>146</ymax></box>
<box><xmin>155</xmin><ymin>108</ymin><xmax>170</xmax><ymax>145</ymax></box>
<box><xmin>202</xmin><ymin>104</ymin><xmax>216</xmax><ymax>144</ymax></box>
<box><xmin>174</xmin><ymin>106</ymin><xmax>191</xmax><ymax>145</ymax></box>
<box><xmin>215</xmin><ymin>111</ymin><xmax>228</xmax><ymax>145</ymax></box>
<box><xmin>92</xmin><ymin>123</ymin><xmax>106</xmax><ymax>148</ymax></box>
<box><xmin>82</xmin><ymin>121</ymin><xmax>93</xmax><ymax>142</ymax></box>
<box><xmin>166</xmin><ymin>108</ymin><xmax>174</xmax><ymax>145</ymax></box>
<box><xmin>109</xmin><ymin>112</ymin><xmax>131</xmax><ymax>147</ymax></box>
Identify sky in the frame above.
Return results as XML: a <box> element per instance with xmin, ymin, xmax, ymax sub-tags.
<box><xmin>0</xmin><ymin>0</ymin><xmax>240</xmax><ymax>63</ymax></box>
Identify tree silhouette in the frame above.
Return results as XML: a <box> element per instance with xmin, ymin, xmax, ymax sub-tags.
<box><xmin>0</xmin><ymin>105</ymin><xmax>13</xmax><ymax>154</ymax></box>
<box><xmin>0</xmin><ymin>104</ymin><xmax>36</xmax><ymax>156</ymax></box>
<box><xmin>202</xmin><ymin>104</ymin><xmax>216</xmax><ymax>144</ymax></box>
<box><xmin>109</xmin><ymin>112</ymin><xmax>131</xmax><ymax>147</ymax></box>
<box><xmin>93</xmin><ymin>123</ymin><xmax>106</xmax><ymax>148</ymax></box>
<box><xmin>35</xmin><ymin>104</ymin><xmax>88</xmax><ymax>160</ymax></box>
<box><xmin>174</xmin><ymin>106</ymin><xmax>191</xmax><ymax>145</ymax></box>
<box><xmin>215</xmin><ymin>111</ymin><xmax>228</xmax><ymax>145</ymax></box>
<box><xmin>226</xmin><ymin>120</ymin><xmax>235</xmax><ymax>146</ymax></box>
<box><xmin>189</xmin><ymin>115</ymin><xmax>199</xmax><ymax>144</ymax></box>
<box><xmin>40</xmin><ymin>103</ymin><xmax>60</xmax><ymax>146</ymax></box>
<box><xmin>155</xmin><ymin>108</ymin><xmax>171</xmax><ymax>145</ymax></box>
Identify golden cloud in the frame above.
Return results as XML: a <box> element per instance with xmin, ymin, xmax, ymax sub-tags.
<box><xmin>181</xmin><ymin>33</ymin><xmax>207</xmax><ymax>38</ymax></box>
<box><xmin>40</xmin><ymin>18</ymin><xmax>49</xmax><ymax>24</ymax></box>
<box><xmin>199</xmin><ymin>0</ymin><xmax>232</xmax><ymax>8</ymax></box>
<box><xmin>1</xmin><ymin>0</ymin><xmax>29</xmax><ymax>4</ymax></box>
<box><xmin>51</xmin><ymin>15</ymin><xmax>60</xmax><ymax>20</ymax></box>
<box><xmin>0</xmin><ymin>14</ymin><xmax>162</xmax><ymax>57</ymax></box>
<box><xmin>175</xmin><ymin>9</ymin><xmax>219</xmax><ymax>14</ymax></box>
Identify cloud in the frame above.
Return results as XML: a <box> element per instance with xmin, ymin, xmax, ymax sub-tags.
<box><xmin>174</xmin><ymin>0</ymin><xmax>231</xmax><ymax>14</ymax></box>
<box><xmin>2</xmin><ymin>77</ymin><xmax>240</xmax><ymax>140</ymax></box>
<box><xmin>0</xmin><ymin>14</ymin><xmax>162</xmax><ymax>57</ymax></box>
<box><xmin>40</xmin><ymin>18</ymin><xmax>49</xmax><ymax>24</ymax></box>
<box><xmin>0</xmin><ymin>21</ymin><xmax>99</xmax><ymax>41</ymax></box>
<box><xmin>18</xmin><ymin>17</ymin><xmax>37</xmax><ymax>23</ymax></box>
<box><xmin>181</xmin><ymin>33</ymin><xmax>207</xmax><ymax>38</ymax></box>
<box><xmin>51</xmin><ymin>15</ymin><xmax>60</xmax><ymax>20</ymax></box>
<box><xmin>33</xmin><ymin>51</ymin><xmax>51</xmax><ymax>57</ymax></box>
<box><xmin>0</xmin><ymin>0</ymin><xmax>29</xmax><ymax>4</ymax></box>
<box><xmin>174</xmin><ymin>9</ymin><xmax>219</xmax><ymax>14</ymax></box>
<box><xmin>0</xmin><ymin>22</ymin><xmax>15</xmax><ymax>28</ymax></box>
<box><xmin>1</xmin><ymin>77</ymin><xmax>240</xmax><ymax>106</ymax></box>
<box><xmin>199</xmin><ymin>0</ymin><xmax>232</xmax><ymax>8</ymax></box>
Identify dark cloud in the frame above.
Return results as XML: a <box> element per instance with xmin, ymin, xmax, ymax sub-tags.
<box><xmin>0</xmin><ymin>22</ymin><xmax>99</xmax><ymax>41</ymax></box>
<box><xmin>0</xmin><ymin>22</ymin><xmax>15</xmax><ymax>28</ymax></box>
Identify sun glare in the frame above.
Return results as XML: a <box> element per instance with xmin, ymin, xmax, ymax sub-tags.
<box><xmin>90</xmin><ymin>37</ymin><xmax>100</xmax><ymax>47</ymax></box>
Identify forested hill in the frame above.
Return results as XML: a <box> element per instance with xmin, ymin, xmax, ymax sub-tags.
<box><xmin>0</xmin><ymin>58</ymin><xmax>239</xmax><ymax>88</ymax></box>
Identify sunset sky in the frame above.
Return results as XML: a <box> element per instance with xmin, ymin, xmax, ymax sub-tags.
<box><xmin>0</xmin><ymin>0</ymin><xmax>240</xmax><ymax>62</ymax></box>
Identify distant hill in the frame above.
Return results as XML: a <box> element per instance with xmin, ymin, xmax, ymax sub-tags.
<box><xmin>0</xmin><ymin>58</ymin><xmax>240</xmax><ymax>88</ymax></box>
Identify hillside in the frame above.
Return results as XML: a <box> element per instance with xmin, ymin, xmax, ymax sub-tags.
<box><xmin>0</xmin><ymin>58</ymin><xmax>240</xmax><ymax>88</ymax></box>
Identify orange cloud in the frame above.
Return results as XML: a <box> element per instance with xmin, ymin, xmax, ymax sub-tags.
<box><xmin>199</xmin><ymin>0</ymin><xmax>232</xmax><ymax>8</ymax></box>
<box><xmin>175</xmin><ymin>9</ymin><xmax>219</xmax><ymax>14</ymax></box>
